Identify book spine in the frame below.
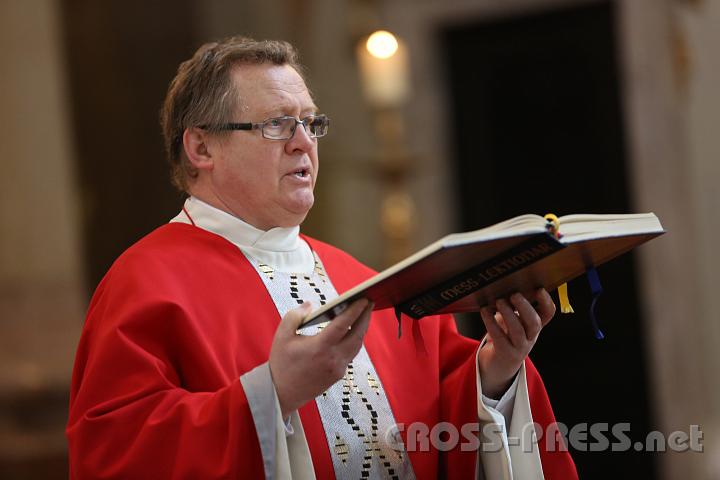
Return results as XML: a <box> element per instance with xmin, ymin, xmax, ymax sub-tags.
<box><xmin>398</xmin><ymin>234</ymin><xmax>564</xmax><ymax>319</ymax></box>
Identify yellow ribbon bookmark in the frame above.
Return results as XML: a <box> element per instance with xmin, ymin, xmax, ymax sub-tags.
<box><xmin>557</xmin><ymin>283</ymin><xmax>575</xmax><ymax>314</ymax></box>
<box><xmin>544</xmin><ymin>213</ymin><xmax>574</xmax><ymax>314</ymax></box>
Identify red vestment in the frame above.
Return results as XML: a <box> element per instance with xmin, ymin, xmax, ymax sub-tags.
<box><xmin>67</xmin><ymin>223</ymin><xmax>577</xmax><ymax>479</ymax></box>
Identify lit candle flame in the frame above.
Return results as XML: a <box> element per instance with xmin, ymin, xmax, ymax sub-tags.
<box><xmin>366</xmin><ymin>30</ymin><xmax>399</xmax><ymax>59</ymax></box>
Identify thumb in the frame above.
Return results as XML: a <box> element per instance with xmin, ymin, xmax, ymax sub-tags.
<box><xmin>279</xmin><ymin>301</ymin><xmax>313</xmax><ymax>335</ymax></box>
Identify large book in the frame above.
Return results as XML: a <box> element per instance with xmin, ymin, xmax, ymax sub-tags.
<box><xmin>300</xmin><ymin>213</ymin><xmax>665</xmax><ymax>328</ymax></box>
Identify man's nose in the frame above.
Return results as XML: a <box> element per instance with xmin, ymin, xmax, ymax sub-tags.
<box><xmin>285</xmin><ymin>121</ymin><xmax>315</xmax><ymax>153</ymax></box>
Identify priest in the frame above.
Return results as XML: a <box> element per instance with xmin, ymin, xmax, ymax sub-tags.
<box><xmin>67</xmin><ymin>36</ymin><xmax>578</xmax><ymax>479</ymax></box>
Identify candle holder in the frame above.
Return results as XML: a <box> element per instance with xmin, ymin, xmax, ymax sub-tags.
<box><xmin>357</xmin><ymin>30</ymin><xmax>416</xmax><ymax>266</ymax></box>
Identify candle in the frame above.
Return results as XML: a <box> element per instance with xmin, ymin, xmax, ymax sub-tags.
<box><xmin>357</xmin><ymin>30</ymin><xmax>410</xmax><ymax>108</ymax></box>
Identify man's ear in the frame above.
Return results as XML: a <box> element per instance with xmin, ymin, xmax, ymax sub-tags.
<box><xmin>183</xmin><ymin>127</ymin><xmax>214</xmax><ymax>171</ymax></box>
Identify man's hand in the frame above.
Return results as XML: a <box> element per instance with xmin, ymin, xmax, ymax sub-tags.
<box><xmin>269</xmin><ymin>299</ymin><xmax>373</xmax><ymax>418</ymax></box>
<box><xmin>478</xmin><ymin>289</ymin><xmax>556</xmax><ymax>399</ymax></box>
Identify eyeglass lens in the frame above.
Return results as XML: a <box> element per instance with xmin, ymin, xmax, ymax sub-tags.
<box><xmin>263</xmin><ymin>115</ymin><xmax>328</xmax><ymax>139</ymax></box>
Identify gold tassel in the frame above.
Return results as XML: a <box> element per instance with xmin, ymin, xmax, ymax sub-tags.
<box><xmin>544</xmin><ymin>213</ymin><xmax>560</xmax><ymax>234</ymax></box>
<box><xmin>558</xmin><ymin>282</ymin><xmax>574</xmax><ymax>313</ymax></box>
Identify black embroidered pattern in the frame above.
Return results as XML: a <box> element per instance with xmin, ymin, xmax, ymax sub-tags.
<box><xmin>302</xmin><ymin>274</ymin><xmax>327</xmax><ymax>306</ymax></box>
<box><xmin>288</xmin><ymin>274</ymin><xmax>303</xmax><ymax>305</ymax></box>
<box><xmin>341</xmin><ymin>363</ymin><xmax>399</xmax><ymax>480</ymax></box>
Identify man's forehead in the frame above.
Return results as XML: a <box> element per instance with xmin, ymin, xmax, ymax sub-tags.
<box><xmin>230</xmin><ymin>63</ymin><xmax>316</xmax><ymax>114</ymax></box>
<box><xmin>229</xmin><ymin>64</ymin><xmax>308</xmax><ymax>97</ymax></box>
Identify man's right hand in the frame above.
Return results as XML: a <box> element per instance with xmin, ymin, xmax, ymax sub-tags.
<box><xmin>269</xmin><ymin>298</ymin><xmax>373</xmax><ymax>418</ymax></box>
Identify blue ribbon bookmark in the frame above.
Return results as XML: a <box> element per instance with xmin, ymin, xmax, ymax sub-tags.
<box><xmin>587</xmin><ymin>267</ymin><xmax>605</xmax><ymax>340</ymax></box>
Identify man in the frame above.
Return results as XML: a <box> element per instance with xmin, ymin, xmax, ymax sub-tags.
<box><xmin>67</xmin><ymin>36</ymin><xmax>577</xmax><ymax>479</ymax></box>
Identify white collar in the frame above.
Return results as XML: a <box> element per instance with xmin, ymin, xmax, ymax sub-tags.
<box><xmin>170</xmin><ymin>196</ymin><xmax>314</xmax><ymax>273</ymax></box>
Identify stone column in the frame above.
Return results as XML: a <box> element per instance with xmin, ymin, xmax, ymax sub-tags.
<box><xmin>0</xmin><ymin>0</ymin><xmax>85</xmax><ymax>468</ymax></box>
<box><xmin>618</xmin><ymin>0</ymin><xmax>715</xmax><ymax>478</ymax></box>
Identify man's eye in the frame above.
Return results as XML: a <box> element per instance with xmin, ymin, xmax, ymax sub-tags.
<box><xmin>268</xmin><ymin>119</ymin><xmax>283</xmax><ymax>128</ymax></box>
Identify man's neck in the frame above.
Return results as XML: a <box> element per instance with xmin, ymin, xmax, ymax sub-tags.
<box><xmin>171</xmin><ymin>196</ymin><xmax>314</xmax><ymax>273</ymax></box>
<box><xmin>188</xmin><ymin>186</ymin><xmax>270</xmax><ymax>231</ymax></box>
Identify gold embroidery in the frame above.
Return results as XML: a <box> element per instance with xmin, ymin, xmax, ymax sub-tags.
<box><xmin>257</xmin><ymin>263</ymin><xmax>274</xmax><ymax>280</ymax></box>
<box><xmin>336</xmin><ymin>363</ymin><xmax>399</xmax><ymax>478</ymax></box>
<box><xmin>334</xmin><ymin>434</ymin><xmax>350</xmax><ymax>464</ymax></box>
<box><xmin>313</xmin><ymin>256</ymin><xmax>327</xmax><ymax>282</ymax></box>
<box><xmin>367</xmin><ymin>372</ymin><xmax>381</xmax><ymax>395</ymax></box>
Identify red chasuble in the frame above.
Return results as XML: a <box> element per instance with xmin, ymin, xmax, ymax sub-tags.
<box><xmin>67</xmin><ymin>223</ymin><xmax>577</xmax><ymax>479</ymax></box>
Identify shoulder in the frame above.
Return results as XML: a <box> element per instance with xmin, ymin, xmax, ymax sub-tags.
<box><xmin>122</xmin><ymin>222</ymin><xmax>228</xmax><ymax>257</ymax></box>
<box><xmin>85</xmin><ymin>223</ymin><xmax>258</xmax><ymax>329</ymax></box>
<box><xmin>96</xmin><ymin>223</ymin><xmax>245</xmax><ymax>298</ymax></box>
<box><xmin>114</xmin><ymin>223</ymin><xmax>235</xmax><ymax>269</ymax></box>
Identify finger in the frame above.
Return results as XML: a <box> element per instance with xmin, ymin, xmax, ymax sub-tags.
<box><xmin>534</xmin><ymin>288</ymin><xmax>556</xmax><ymax>326</ymax></box>
<box><xmin>342</xmin><ymin>301</ymin><xmax>373</xmax><ymax>342</ymax></box>
<box><xmin>279</xmin><ymin>301</ymin><xmax>313</xmax><ymax>336</ymax></box>
<box><xmin>494</xmin><ymin>311</ymin><xmax>509</xmax><ymax>335</ymax></box>
<box><xmin>337</xmin><ymin>301</ymin><xmax>374</xmax><ymax>356</ymax></box>
<box><xmin>509</xmin><ymin>293</ymin><xmax>541</xmax><ymax>341</ymax></box>
<box><xmin>496</xmin><ymin>298</ymin><xmax>527</xmax><ymax>348</ymax></box>
<box><xmin>480</xmin><ymin>307</ymin><xmax>511</xmax><ymax>349</ymax></box>
<box><xmin>319</xmin><ymin>298</ymin><xmax>370</xmax><ymax>344</ymax></box>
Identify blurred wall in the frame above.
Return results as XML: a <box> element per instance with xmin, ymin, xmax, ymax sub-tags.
<box><xmin>0</xmin><ymin>0</ymin><xmax>719</xmax><ymax>478</ymax></box>
<box><xmin>620</xmin><ymin>0</ymin><xmax>720</xmax><ymax>478</ymax></box>
<box><xmin>676</xmin><ymin>0</ymin><xmax>720</xmax><ymax>475</ymax></box>
<box><xmin>61</xmin><ymin>0</ymin><xmax>197</xmax><ymax>290</ymax></box>
<box><xmin>0</xmin><ymin>0</ymin><xmax>84</xmax><ymax>474</ymax></box>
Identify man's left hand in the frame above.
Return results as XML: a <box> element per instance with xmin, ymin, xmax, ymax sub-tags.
<box><xmin>477</xmin><ymin>289</ymin><xmax>556</xmax><ymax>399</ymax></box>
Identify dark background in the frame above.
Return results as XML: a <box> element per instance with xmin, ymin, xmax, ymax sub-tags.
<box><xmin>441</xmin><ymin>2</ymin><xmax>656</xmax><ymax>477</ymax></box>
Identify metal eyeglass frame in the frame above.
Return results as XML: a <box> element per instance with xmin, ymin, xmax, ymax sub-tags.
<box><xmin>199</xmin><ymin>114</ymin><xmax>330</xmax><ymax>140</ymax></box>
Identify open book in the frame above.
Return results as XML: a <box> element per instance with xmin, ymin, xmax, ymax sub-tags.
<box><xmin>300</xmin><ymin>213</ymin><xmax>665</xmax><ymax>328</ymax></box>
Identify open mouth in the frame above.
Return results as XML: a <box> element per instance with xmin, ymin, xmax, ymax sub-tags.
<box><xmin>293</xmin><ymin>168</ymin><xmax>310</xmax><ymax>178</ymax></box>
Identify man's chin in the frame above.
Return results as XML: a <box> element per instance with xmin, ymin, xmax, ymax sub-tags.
<box><xmin>275</xmin><ymin>204</ymin><xmax>312</xmax><ymax>228</ymax></box>
<box><xmin>290</xmin><ymin>195</ymin><xmax>314</xmax><ymax>215</ymax></box>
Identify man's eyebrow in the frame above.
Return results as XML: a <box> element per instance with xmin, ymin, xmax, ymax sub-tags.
<box><xmin>259</xmin><ymin>103</ymin><xmax>319</xmax><ymax>118</ymax></box>
<box><xmin>302</xmin><ymin>107</ymin><xmax>320</xmax><ymax>117</ymax></box>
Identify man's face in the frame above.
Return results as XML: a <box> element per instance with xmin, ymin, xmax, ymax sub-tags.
<box><xmin>205</xmin><ymin>63</ymin><xmax>320</xmax><ymax>230</ymax></box>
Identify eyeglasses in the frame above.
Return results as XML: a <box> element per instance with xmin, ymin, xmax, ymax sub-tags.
<box><xmin>200</xmin><ymin>114</ymin><xmax>330</xmax><ymax>140</ymax></box>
